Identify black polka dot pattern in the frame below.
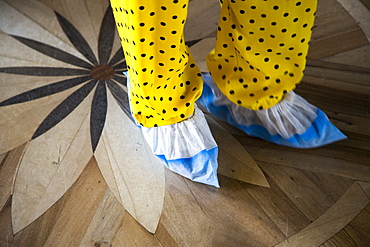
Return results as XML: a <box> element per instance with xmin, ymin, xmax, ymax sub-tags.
<box><xmin>207</xmin><ymin>0</ymin><xmax>317</xmax><ymax>110</ymax></box>
<box><xmin>111</xmin><ymin>0</ymin><xmax>317</xmax><ymax>126</ymax></box>
<box><xmin>111</xmin><ymin>0</ymin><xmax>202</xmax><ymax>127</ymax></box>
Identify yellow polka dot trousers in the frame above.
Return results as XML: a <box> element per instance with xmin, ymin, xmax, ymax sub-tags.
<box><xmin>111</xmin><ymin>0</ymin><xmax>317</xmax><ymax>127</ymax></box>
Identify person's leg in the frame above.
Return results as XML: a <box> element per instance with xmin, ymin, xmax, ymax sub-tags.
<box><xmin>198</xmin><ymin>0</ymin><xmax>346</xmax><ymax>148</ymax></box>
<box><xmin>111</xmin><ymin>0</ymin><xmax>219</xmax><ymax>186</ymax></box>
<box><xmin>209</xmin><ymin>0</ymin><xmax>317</xmax><ymax>110</ymax></box>
<box><xmin>111</xmin><ymin>0</ymin><xmax>203</xmax><ymax>127</ymax></box>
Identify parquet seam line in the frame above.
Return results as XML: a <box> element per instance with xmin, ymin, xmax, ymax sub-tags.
<box><xmin>307</xmin><ymin>60</ymin><xmax>370</xmax><ymax>75</ymax></box>
<box><xmin>0</xmin><ymin>152</ymin><xmax>10</xmax><ymax>171</ymax></box>
<box><xmin>241</xmin><ymin>180</ymin><xmax>302</xmax><ymax>241</ymax></box>
<box><xmin>40</xmin><ymin>111</ymin><xmax>90</xmax><ymax>198</ymax></box>
<box><xmin>10</xmin><ymin>142</ymin><xmax>28</xmax><ymax>197</ymax></box>
<box><xmin>358</xmin><ymin>182</ymin><xmax>370</xmax><ymax>201</ymax></box>
<box><xmin>95</xmin><ymin>139</ymin><xmax>125</xmax><ymax>205</ymax></box>
<box><xmin>183</xmin><ymin>178</ymin><xmax>208</xmax><ymax>217</ymax></box>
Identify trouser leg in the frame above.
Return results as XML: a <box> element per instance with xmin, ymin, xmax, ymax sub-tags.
<box><xmin>111</xmin><ymin>0</ymin><xmax>203</xmax><ymax>127</ymax></box>
<box><xmin>110</xmin><ymin>0</ymin><xmax>220</xmax><ymax>187</ymax></box>
<box><xmin>207</xmin><ymin>0</ymin><xmax>318</xmax><ymax>110</ymax></box>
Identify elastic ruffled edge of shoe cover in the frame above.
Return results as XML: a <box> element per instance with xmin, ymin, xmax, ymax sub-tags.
<box><xmin>124</xmin><ymin>71</ymin><xmax>219</xmax><ymax>187</ymax></box>
<box><xmin>141</xmin><ymin>106</ymin><xmax>220</xmax><ymax>188</ymax></box>
<box><xmin>197</xmin><ymin>74</ymin><xmax>347</xmax><ymax>149</ymax></box>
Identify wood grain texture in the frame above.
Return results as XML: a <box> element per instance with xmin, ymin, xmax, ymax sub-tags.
<box><xmin>309</xmin><ymin>28</ymin><xmax>369</xmax><ymax>59</ymax></box>
<box><xmin>245</xmin><ymin>176</ymin><xmax>312</xmax><ymax>238</ymax></box>
<box><xmin>0</xmin><ymin>0</ymin><xmax>369</xmax><ymax>246</ymax></box>
<box><xmin>0</xmin><ymin>152</ymin><xmax>7</xmax><ymax>166</ymax></box>
<box><xmin>41</xmin><ymin>158</ymin><xmax>107</xmax><ymax>247</ymax></box>
<box><xmin>0</xmin><ymin>198</ymin><xmax>15</xmax><ymax>246</ymax></box>
<box><xmin>4</xmin><ymin>0</ymin><xmax>81</xmax><ymax>51</ymax></box>
<box><xmin>260</xmin><ymin>162</ymin><xmax>338</xmax><ymax>221</ymax></box>
<box><xmin>243</xmin><ymin>145</ymin><xmax>369</xmax><ymax>182</ymax></box>
<box><xmin>95</xmin><ymin>90</ymin><xmax>165</xmax><ymax>233</ymax></box>
<box><xmin>185</xmin><ymin>0</ymin><xmax>219</xmax><ymax>41</ymax></box>
<box><xmin>160</xmin><ymin>170</ymin><xmax>214</xmax><ymax>247</ymax></box>
<box><xmin>323</xmin><ymin>204</ymin><xmax>370</xmax><ymax>247</ymax></box>
<box><xmin>206</xmin><ymin>115</ymin><xmax>269</xmax><ymax>187</ymax></box>
<box><xmin>0</xmin><ymin>85</ymin><xmax>80</xmax><ymax>154</ymax></box>
<box><xmin>79</xmin><ymin>189</ymin><xmax>125</xmax><ymax>247</ymax></box>
<box><xmin>11</xmin><ymin>93</ymin><xmax>94</xmax><ymax>233</ymax></box>
<box><xmin>182</xmin><ymin>174</ymin><xmax>286</xmax><ymax>247</ymax></box>
<box><xmin>110</xmin><ymin>213</ymin><xmax>162</xmax><ymax>247</ymax></box>
<box><xmin>276</xmin><ymin>182</ymin><xmax>370</xmax><ymax>247</ymax></box>
<box><xmin>0</xmin><ymin>143</ymin><xmax>27</xmax><ymax>212</ymax></box>
<box><xmin>43</xmin><ymin>0</ymin><xmax>100</xmax><ymax>58</ymax></box>
<box><xmin>1</xmin><ymin>0</ymin><xmax>88</xmax><ymax>62</ymax></box>
<box><xmin>305</xmin><ymin>60</ymin><xmax>370</xmax><ymax>87</ymax></box>
<box><xmin>337</xmin><ymin>0</ymin><xmax>370</xmax><ymax>41</ymax></box>
<box><xmin>313</xmin><ymin>0</ymin><xmax>358</xmax><ymax>40</ymax></box>
<box><xmin>10</xmin><ymin>190</ymin><xmax>71</xmax><ymax>247</ymax></box>
<box><xmin>190</xmin><ymin>37</ymin><xmax>216</xmax><ymax>72</ymax></box>
<box><xmin>0</xmin><ymin>158</ymin><xmax>105</xmax><ymax>247</ymax></box>
<box><xmin>301</xmin><ymin>75</ymin><xmax>370</xmax><ymax>103</ymax></box>
<box><xmin>323</xmin><ymin>45</ymin><xmax>370</xmax><ymax>68</ymax></box>
<box><xmin>155</xmin><ymin>222</ymin><xmax>179</xmax><ymax>247</ymax></box>
<box><xmin>359</xmin><ymin>182</ymin><xmax>370</xmax><ymax>199</ymax></box>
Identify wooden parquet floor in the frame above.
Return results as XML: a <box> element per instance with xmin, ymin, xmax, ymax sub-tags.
<box><xmin>0</xmin><ymin>0</ymin><xmax>369</xmax><ymax>246</ymax></box>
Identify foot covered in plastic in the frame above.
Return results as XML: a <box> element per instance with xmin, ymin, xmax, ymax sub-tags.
<box><xmin>141</xmin><ymin>104</ymin><xmax>220</xmax><ymax>187</ymax></box>
<box><xmin>197</xmin><ymin>73</ymin><xmax>347</xmax><ymax>148</ymax></box>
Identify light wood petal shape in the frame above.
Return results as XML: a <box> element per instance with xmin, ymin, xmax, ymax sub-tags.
<box><xmin>94</xmin><ymin>90</ymin><xmax>165</xmax><ymax>233</ymax></box>
<box><xmin>275</xmin><ymin>181</ymin><xmax>370</xmax><ymax>247</ymax></box>
<box><xmin>0</xmin><ymin>143</ymin><xmax>27</xmax><ymax>212</ymax></box>
<box><xmin>0</xmin><ymin>0</ymin><xmax>87</xmax><ymax>62</ymax></box>
<box><xmin>0</xmin><ymin>35</ymin><xmax>82</xmax><ymax>69</ymax></box>
<box><xmin>0</xmin><ymin>85</ymin><xmax>83</xmax><ymax>154</ymax></box>
<box><xmin>41</xmin><ymin>158</ymin><xmax>108</xmax><ymax>247</ymax></box>
<box><xmin>206</xmin><ymin>115</ymin><xmax>270</xmax><ymax>187</ymax></box>
<box><xmin>4</xmin><ymin>0</ymin><xmax>77</xmax><ymax>50</ymax></box>
<box><xmin>0</xmin><ymin>152</ymin><xmax>6</xmax><ymax>164</ymax></box>
<box><xmin>80</xmin><ymin>0</ymin><xmax>123</xmax><ymax>66</ymax></box>
<box><xmin>40</xmin><ymin>0</ymin><xmax>100</xmax><ymax>57</ymax></box>
<box><xmin>4</xmin><ymin>0</ymin><xmax>102</xmax><ymax>60</ymax></box>
<box><xmin>11</xmin><ymin>93</ymin><xmax>94</xmax><ymax>233</ymax></box>
<box><xmin>79</xmin><ymin>189</ymin><xmax>126</xmax><ymax>246</ymax></box>
<box><xmin>336</xmin><ymin>0</ymin><xmax>370</xmax><ymax>41</ymax></box>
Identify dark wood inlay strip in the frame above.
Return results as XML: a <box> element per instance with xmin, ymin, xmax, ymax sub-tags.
<box><xmin>55</xmin><ymin>11</ymin><xmax>99</xmax><ymax>66</ymax></box>
<box><xmin>185</xmin><ymin>39</ymin><xmax>202</xmax><ymax>47</ymax></box>
<box><xmin>111</xmin><ymin>75</ymin><xmax>127</xmax><ymax>87</ymax></box>
<box><xmin>113</xmin><ymin>60</ymin><xmax>127</xmax><ymax>70</ymax></box>
<box><xmin>98</xmin><ymin>7</ymin><xmax>115</xmax><ymax>65</ymax></box>
<box><xmin>32</xmin><ymin>79</ymin><xmax>97</xmax><ymax>139</ymax></box>
<box><xmin>90</xmin><ymin>80</ymin><xmax>107</xmax><ymax>152</ymax></box>
<box><xmin>0</xmin><ymin>67</ymin><xmax>90</xmax><ymax>76</ymax></box>
<box><xmin>12</xmin><ymin>35</ymin><xmax>94</xmax><ymax>69</ymax></box>
<box><xmin>108</xmin><ymin>48</ymin><xmax>124</xmax><ymax>67</ymax></box>
<box><xmin>0</xmin><ymin>75</ymin><xmax>91</xmax><ymax>106</ymax></box>
<box><xmin>107</xmin><ymin>79</ymin><xmax>133</xmax><ymax>122</ymax></box>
